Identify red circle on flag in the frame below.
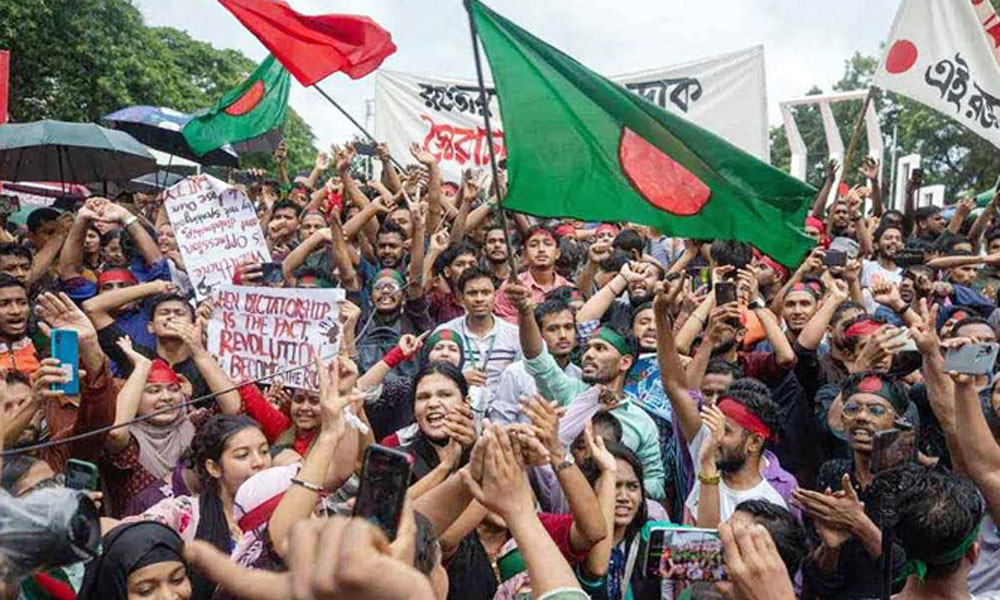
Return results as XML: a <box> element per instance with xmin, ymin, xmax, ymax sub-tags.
<box><xmin>885</xmin><ymin>40</ymin><xmax>918</xmax><ymax>74</ymax></box>
<box><xmin>618</xmin><ymin>127</ymin><xmax>711</xmax><ymax>216</ymax></box>
<box><xmin>224</xmin><ymin>80</ymin><xmax>265</xmax><ymax>116</ymax></box>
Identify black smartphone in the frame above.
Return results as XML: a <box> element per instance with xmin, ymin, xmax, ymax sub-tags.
<box><xmin>714</xmin><ymin>281</ymin><xmax>737</xmax><ymax>306</ymax></box>
<box><xmin>870</xmin><ymin>427</ymin><xmax>916</xmax><ymax>474</ymax></box>
<box><xmin>260</xmin><ymin>262</ymin><xmax>285</xmax><ymax>285</ymax></box>
<box><xmin>895</xmin><ymin>250</ymin><xmax>925</xmax><ymax>268</ymax></box>
<box><xmin>353</xmin><ymin>445</ymin><xmax>412</xmax><ymax>540</ymax></box>
<box><xmin>644</xmin><ymin>526</ymin><xmax>727</xmax><ymax>581</ymax></box>
<box><xmin>66</xmin><ymin>459</ymin><xmax>99</xmax><ymax>491</ymax></box>
<box><xmin>823</xmin><ymin>249</ymin><xmax>847</xmax><ymax>267</ymax></box>
<box><xmin>354</xmin><ymin>141</ymin><xmax>377</xmax><ymax>156</ymax></box>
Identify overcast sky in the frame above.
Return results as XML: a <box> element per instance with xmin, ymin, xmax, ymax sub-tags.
<box><xmin>134</xmin><ymin>0</ymin><xmax>901</xmax><ymax>151</ymax></box>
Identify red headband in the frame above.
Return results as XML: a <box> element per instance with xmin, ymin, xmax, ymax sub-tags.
<box><xmin>760</xmin><ymin>255</ymin><xmax>789</xmax><ymax>280</ymax></box>
<box><xmin>596</xmin><ymin>223</ymin><xmax>618</xmax><ymax>235</ymax></box>
<box><xmin>553</xmin><ymin>224</ymin><xmax>575</xmax><ymax>238</ymax></box>
<box><xmin>845</xmin><ymin>319</ymin><xmax>883</xmax><ymax>338</ymax></box>
<box><xmin>98</xmin><ymin>268</ymin><xmax>137</xmax><ymax>287</ymax></box>
<box><xmin>147</xmin><ymin>359</ymin><xmax>181</xmax><ymax>385</ymax></box>
<box><xmin>718</xmin><ymin>398</ymin><xmax>772</xmax><ymax>440</ymax></box>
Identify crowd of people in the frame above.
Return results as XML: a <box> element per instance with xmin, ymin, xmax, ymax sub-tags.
<box><xmin>0</xmin><ymin>138</ymin><xmax>998</xmax><ymax>600</ymax></box>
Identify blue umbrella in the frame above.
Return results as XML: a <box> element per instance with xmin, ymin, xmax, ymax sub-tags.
<box><xmin>102</xmin><ymin>105</ymin><xmax>239</xmax><ymax>167</ymax></box>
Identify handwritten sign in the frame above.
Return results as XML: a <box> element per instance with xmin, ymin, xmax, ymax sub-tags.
<box><xmin>207</xmin><ymin>284</ymin><xmax>345</xmax><ymax>390</ymax></box>
<box><xmin>162</xmin><ymin>174</ymin><xmax>271</xmax><ymax>300</ymax></box>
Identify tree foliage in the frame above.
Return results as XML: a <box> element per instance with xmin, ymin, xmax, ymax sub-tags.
<box><xmin>770</xmin><ymin>4</ymin><xmax>1000</xmax><ymax>200</ymax></box>
<box><xmin>0</xmin><ymin>0</ymin><xmax>316</xmax><ymax>175</ymax></box>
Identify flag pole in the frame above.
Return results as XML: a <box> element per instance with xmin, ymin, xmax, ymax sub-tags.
<box><xmin>841</xmin><ymin>87</ymin><xmax>876</xmax><ymax>185</ymax></box>
<box><xmin>312</xmin><ymin>84</ymin><xmax>405</xmax><ymax>172</ymax></box>
<box><xmin>463</xmin><ymin>0</ymin><xmax>520</xmax><ymax>281</ymax></box>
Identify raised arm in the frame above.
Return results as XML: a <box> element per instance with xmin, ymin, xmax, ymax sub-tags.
<box><xmin>811</xmin><ymin>159</ymin><xmax>838</xmax><ymax>219</ymax></box>
<box><xmin>858</xmin><ymin>158</ymin><xmax>884</xmax><ymax>218</ymax></box>
<box><xmin>328</xmin><ymin>214</ymin><xmax>360</xmax><ymax>291</ymax></box>
<box><xmin>407</xmin><ymin>197</ymin><xmax>427</xmax><ymax>298</ymax></box>
<box><xmin>654</xmin><ymin>280</ymin><xmax>702</xmax><ymax>441</ymax></box>
<box><xmin>376</xmin><ymin>142</ymin><xmax>403</xmax><ymax>194</ymax></box>
<box><xmin>57</xmin><ymin>201</ymin><xmax>100</xmax><ymax>278</ymax></box>
<box><xmin>508</xmin><ymin>283</ymin><xmax>544</xmax><ymax>359</ymax></box>
<box><xmin>102</xmin><ymin>202</ymin><xmax>163</xmax><ymax>266</ymax></box>
<box><xmin>797</xmin><ymin>276</ymin><xmax>848</xmax><ymax>351</ymax></box>
<box><xmin>172</xmin><ymin>318</ymin><xmax>240</xmax><ymax>414</ymax></box>
<box><xmin>577</xmin><ymin>263</ymin><xmax>641</xmax><ymax>323</ymax></box>
<box><xmin>951</xmin><ymin>364</ymin><xmax>1000</xmax><ymax>523</ymax></box>
<box><xmin>83</xmin><ymin>280</ymin><xmax>174</xmax><ymax>330</ymax></box>
<box><xmin>105</xmin><ymin>337</ymin><xmax>152</xmax><ymax>454</ymax></box>
<box><xmin>281</xmin><ymin>229</ymin><xmax>329</xmax><ymax>285</ymax></box>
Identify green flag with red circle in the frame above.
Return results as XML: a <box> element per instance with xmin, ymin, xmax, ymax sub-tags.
<box><xmin>183</xmin><ymin>54</ymin><xmax>291</xmax><ymax>156</ymax></box>
<box><xmin>470</xmin><ymin>1</ymin><xmax>817</xmax><ymax>267</ymax></box>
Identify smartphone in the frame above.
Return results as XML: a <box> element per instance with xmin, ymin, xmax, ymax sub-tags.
<box><xmin>260</xmin><ymin>262</ymin><xmax>285</xmax><ymax>286</ymax></box>
<box><xmin>944</xmin><ymin>342</ymin><xmax>1000</xmax><ymax>375</ymax></box>
<box><xmin>829</xmin><ymin>236</ymin><xmax>860</xmax><ymax>260</ymax></box>
<box><xmin>353</xmin><ymin>445</ymin><xmax>412</xmax><ymax>540</ymax></box>
<box><xmin>714</xmin><ymin>281</ymin><xmax>737</xmax><ymax>306</ymax></box>
<box><xmin>895</xmin><ymin>250</ymin><xmax>925</xmax><ymax>268</ymax></box>
<box><xmin>870</xmin><ymin>427</ymin><xmax>916</xmax><ymax>474</ymax></box>
<box><xmin>823</xmin><ymin>249</ymin><xmax>847</xmax><ymax>267</ymax></box>
<box><xmin>50</xmin><ymin>329</ymin><xmax>80</xmax><ymax>396</ymax></box>
<box><xmin>0</xmin><ymin>194</ymin><xmax>20</xmax><ymax>216</ymax></box>
<box><xmin>354</xmin><ymin>141</ymin><xmax>377</xmax><ymax>156</ymax></box>
<box><xmin>644</xmin><ymin>526</ymin><xmax>727</xmax><ymax>581</ymax></box>
<box><xmin>687</xmin><ymin>267</ymin><xmax>709</xmax><ymax>292</ymax></box>
<box><xmin>66</xmin><ymin>459</ymin><xmax>100</xmax><ymax>491</ymax></box>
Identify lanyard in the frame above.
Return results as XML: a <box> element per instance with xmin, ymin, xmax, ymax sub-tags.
<box><xmin>461</xmin><ymin>319</ymin><xmax>499</xmax><ymax>373</ymax></box>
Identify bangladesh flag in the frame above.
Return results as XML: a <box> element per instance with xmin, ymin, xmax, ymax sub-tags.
<box><xmin>183</xmin><ymin>54</ymin><xmax>291</xmax><ymax>156</ymax></box>
<box><xmin>470</xmin><ymin>1</ymin><xmax>817</xmax><ymax>267</ymax></box>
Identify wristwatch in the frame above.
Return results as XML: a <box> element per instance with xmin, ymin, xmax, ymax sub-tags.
<box><xmin>554</xmin><ymin>452</ymin><xmax>576</xmax><ymax>472</ymax></box>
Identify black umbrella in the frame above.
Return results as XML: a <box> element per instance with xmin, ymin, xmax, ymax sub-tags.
<box><xmin>102</xmin><ymin>105</ymin><xmax>239</xmax><ymax>167</ymax></box>
<box><xmin>0</xmin><ymin>120</ymin><xmax>157</xmax><ymax>183</ymax></box>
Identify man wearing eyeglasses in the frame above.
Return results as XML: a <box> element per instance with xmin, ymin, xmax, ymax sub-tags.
<box><xmin>795</xmin><ymin>371</ymin><xmax>911</xmax><ymax>600</ymax></box>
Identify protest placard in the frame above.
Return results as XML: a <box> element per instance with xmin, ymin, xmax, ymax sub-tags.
<box><xmin>207</xmin><ymin>284</ymin><xmax>346</xmax><ymax>390</ymax></box>
<box><xmin>162</xmin><ymin>174</ymin><xmax>271</xmax><ymax>300</ymax></box>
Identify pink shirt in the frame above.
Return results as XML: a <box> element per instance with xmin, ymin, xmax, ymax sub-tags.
<box><xmin>494</xmin><ymin>269</ymin><xmax>570</xmax><ymax>323</ymax></box>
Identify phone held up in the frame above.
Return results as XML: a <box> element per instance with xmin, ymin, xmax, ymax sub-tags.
<box><xmin>66</xmin><ymin>459</ymin><xmax>100</xmax><ymax>491</ymax></box>
<box><xmin>50</xmin><ymin>329</ymin><xmax>80</xmax><ymax>396</ymax></box>
<box><xmin>870</xmin><ymin>426</ymin><xmax>916</xmax><ymax>475</ymax></box>
<box><xmin>352</xmin><ymin>445</ymin><xmax>412</xmax><ymax>540</ymax></box>
<box><xmin>943</xmin><ymin>342</ymin><xmax>1000</xmax><ymax>375</ymax></box>
<box><xmin>644</xmin><ymin>526</ymin><xmax>727</xmax><ymax>581</ymax></box>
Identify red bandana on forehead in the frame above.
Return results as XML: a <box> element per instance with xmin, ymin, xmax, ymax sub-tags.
<box><xmin>718</xmin><ymin>397</ymin><xmax>773</xmax><ymax>440</ymax></box>
<box><xmin>147</xmin><ymin>359</ymin><xmax>180</xmax><ymax>385</ymax></box>
<box><xmin>595</xmin><ymin>223</ymin><xmax>618</xmax><ymax>235</ymax></box>
<box><xmin>858</xmin><ymin>375</ymin><xmax>883</xmax><ymax>393</ymax></box>
<box><xmin>845</xmin><ymin>319</ymin><xmax>882</xmax><ymax>338</ymax></box>
<box><xmin>97</xmin><ymin>268</ymin><xmax>137</xmax><ymax>287</ymax></box>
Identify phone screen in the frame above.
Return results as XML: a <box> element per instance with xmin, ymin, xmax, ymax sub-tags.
<box><xmin>714</xmin><ymin>281</ymin><xmax>737</xmax><ymax>306</ymax></box>
<box><xmin>870</xmin><ymin>428</ymin><xmax>916</xmax><ymax>474</ymax></box>
<box><xmin>646</xmin><ymin>527</ymin><xmax>727</xmax><ymax>581</ymax></box>
<box><xmin>353</xmin><ymin>445</ymin><xmax>412</xmax><ymax>540</ymax></box>
<box><xmin>66</xmin><ymin>459</ymin><xmax>99</xmax><ymax>491</ymax></box>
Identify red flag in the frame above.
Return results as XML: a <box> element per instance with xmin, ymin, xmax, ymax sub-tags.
<box><xmin>218</xmin><ymin>0</ymin><xmax>396</xmax><ymax>86</ymax></box>
<box><xmin>0</xmin><ymin>50</ymin><xmax>9</xmax><ymax>124</ymax></box>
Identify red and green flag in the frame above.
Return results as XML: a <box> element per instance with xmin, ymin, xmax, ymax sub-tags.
<box><xmin>470</xmin><ymin>1</ymin><xmax>817</xmax><ymax>267</ymax></box>
<box><xmin>182</xmin><ymin>54</ymin><xmax>290</xmax><ymax>156</ymax></box>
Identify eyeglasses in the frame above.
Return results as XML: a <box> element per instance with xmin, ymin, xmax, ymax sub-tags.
<box><xmin>373</xmin><ymin>281</ymin><xmax>401</xmax><ymax>294</ymax></box>
<box><xmin>842</xmin><ymin>401</ymin><xmax>891</xmax><ymax>418</ymax></box>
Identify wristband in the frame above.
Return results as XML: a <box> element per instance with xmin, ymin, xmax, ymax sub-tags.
<box><xmin>383</xmin><ymin>345</ymin><xmax>407</xmax><ymax>369</ymax></box>
<box><xmin>290</xmin><ymin>477</ymin><xmax>326</xmax><ymax>495</ymax></box>
<box><xmin>123</xmin><ymin>215</ymin><xmax>139</xmax><ymax>229</ymax></box>
<box><xmin>698</xmin><ymin>472</ymin><xmax>721</xmax><ymax>486</ymax></box>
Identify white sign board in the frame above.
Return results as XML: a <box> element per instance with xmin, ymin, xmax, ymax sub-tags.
<box><xmin>374</xmin><ymin>46</ymin><xmax>769</xmax><ymax>183</ymax></box>
<box><xmin>207</xmin><ymin>284</ymin><xmax>345</xmax><ymax>390</ymax></box>
<box><xmin>162</xmin><ymin>174</ymin><xmax>271</xmax><ymax>300</ymax></box>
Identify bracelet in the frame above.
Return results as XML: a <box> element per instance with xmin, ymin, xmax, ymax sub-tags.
<box><xmin>123</xmin><ymin>215</ymin><xmax>139</xmax><ymax>229</ymax></box>
<box><xmin>383</xmin><ymin>345</ymin><xmax>407</xmax><ymax>369</ymax></box>
<box><xmin>698</xmin><ymin>472</ymin><xmax>721</xmax><ymax>486</ymax></box>
<box><xmin>290</xmin><ymin>477</ymin><xmax>326</xmax><ymax>495</ymax></box>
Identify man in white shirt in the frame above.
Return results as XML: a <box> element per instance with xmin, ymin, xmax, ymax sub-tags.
<box><xmin>490</xmin><ymin>298</ymin><xmax>580</xmax><ymax>424</ymax></box>
<box><xmin>684</xmin><ymin>379</ymin><xmax>794</xmax><ymax>527</ymax></box>
<box><xmin>860</xmin><ymin>223</ymin><xmax>904</xmax><ymax>312</ymax></box>
<box><xmin>435</xmin><ymin>266</ymin><xmax>522</xmax><ymax>415</ymax></box>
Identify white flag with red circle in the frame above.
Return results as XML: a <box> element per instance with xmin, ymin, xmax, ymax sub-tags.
<box><xmin>874</xmin><ymin>0</ymin><xmax>1000</xmax><ymax>149</ymax></box>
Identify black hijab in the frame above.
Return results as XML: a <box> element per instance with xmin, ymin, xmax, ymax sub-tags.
<box><xmin>78</xmin><ymin>522</ymin><xmax>186</xmax><ymax>600</ymax></box>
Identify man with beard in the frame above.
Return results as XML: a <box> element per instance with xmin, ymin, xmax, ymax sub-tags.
<box><xmin>490</xmin><ymin>299</ymin><xmax>579</xmax><ymax>425</ymax></box>
<box><xmin>684</xmin><ymin>378</ymin><xmax>796</xmax><ymax>528</ymax></box>
<box><xmin>495</xmin><ymin>226</ymin><xmax>570</xmax><ymax>323</ymax></box>
<box><xmin>0</xmin><ymin>274</ymin><xmax>37</xmax><ymax>375</ymax></box>
<box><xmin>861</xmin><ymin>224</ymin><xmax>904</xmax><ymax>313</ymax></box>
<box><xmin>356</xmin><ymin>268</ymin><xmax>432</xmax><ymax>377</ymax></box>
<box><xmin>778</xmin><ymin>278</ymin><xmax>824</xmax><ymax>346</ymax></box>
<box><xmin>795</xmin><ymin>371</ymin><xmax>910</xmax><ymax>600</ymax></box>
<box><xmin>483</xmin><ymin>225</ymin><xmax>512</xmax><ymax>281</ymax></box>
<box><xmin>508</xmin><ymin>283</ymin><xmax>665</xmax><ymax>499</ymax></box>
<box><xmin>912</xmin><ymin>205</ymin><xmax>946</xmax><ymax>243</ymax></box>
<box><xmin>576</xmin><ymin>260</ymin><xmax>662</xmax><ymax>334</ymax></box>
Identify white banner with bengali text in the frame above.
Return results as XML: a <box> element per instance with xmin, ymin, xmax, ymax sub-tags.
<box><xmin>874</xmin><ymin>0</ymin><xmax>1000</xmax><ymax>149</ymax></box>
<box><xmin>374</xmin><ymin>46</ymin><xmax>769</xmax><ymax>183</ymax></box>
<box><xmin>162</xmin><ymin>174</ymin><xmax>271</xmax><ymax>300</ymax></box>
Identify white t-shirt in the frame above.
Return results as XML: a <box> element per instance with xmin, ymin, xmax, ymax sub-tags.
<box><xmin>684</xmin><ymin>425</ymin><xmax>788</xmax><ymax>522</ymax></box>
<box><xmin>861</xmin><ymin>259</ymin><xmax>904</xmax><ymax>313</ymax></box>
